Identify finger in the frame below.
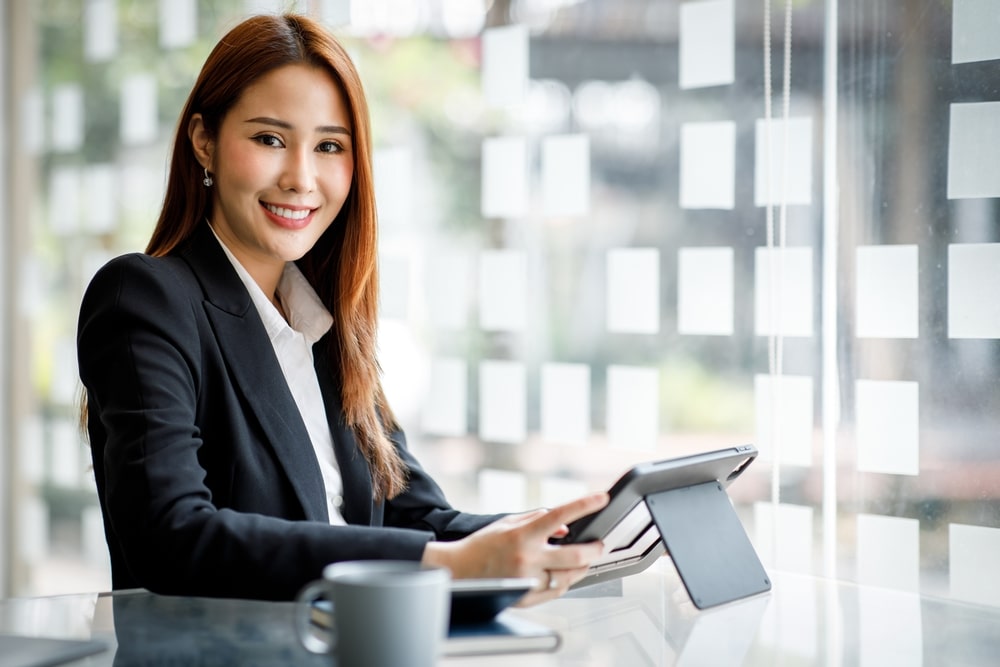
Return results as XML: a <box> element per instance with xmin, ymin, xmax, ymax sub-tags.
<box><xmin>541</xmin><ymin>541</ymin><xmax>606</xmax><ymax>571</ymax></box>
<box><xmin>523</xmin><ymin>492</ymin><xmax>609</xmax><ymax>538</ymax></box>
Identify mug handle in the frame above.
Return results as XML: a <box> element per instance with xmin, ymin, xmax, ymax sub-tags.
<box><xmin>294</xmin><ymin>580</ymin><xmax>336</xmax><ymax>654</ymax></box>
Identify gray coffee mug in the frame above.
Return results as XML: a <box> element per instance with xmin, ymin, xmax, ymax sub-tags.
<box><xmin>295</xmin><ymin>560</ymin><xmax>451</xmax><ymax>667</ymax></box>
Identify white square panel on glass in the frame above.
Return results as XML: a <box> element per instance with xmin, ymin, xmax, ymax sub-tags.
<box><xmin>378</xmin><ymin>253</ymin><xmax>409</xmax><ymax>321</ymax></box>
<box><xmin>950</xmin><ymin>523</ymin><xmax>1000</xmax><ymax>607</ymax></box>
<box><xmin>948</xmin><ymin>243</ymin><xmax>1000</xmax><ymax>338</ymax></box>
<box><xmin>542</xmin><ymin>134</ymin><xmax>590</xmax><ymax>217</ymax></box>
<box><xmin>679</xmin><ymin>0</ymin><xmax>735</xmax><ymax>90</ymax></box>
<box><xmin>479</xmin><ymin>249</ymin><xmax>527</xmax><ymax>331</ymax></box>
<box><xmin>317</xmin><ymin>0</ymin><xmax>352</xmax><ymax>27</ymax></box>
<box><xmin>754</xmin><ymin>117</ymin><xmax>813</xmax><ymax>206</ymax></box>
<box><xmin>754</xmin><ymin>374</ymin><xmax>814</xmax><ymax>467</ymax></box>
<box><xmin>420</xmin><ymin>358</ymin><xmax>467</xmax><ymax>437</ymax></box>
<box><xmin>607</xmin><ymin>248</ymin><xmax>660</xmax><ymax>334</ymax></box>
<box><xmin>948</xmin><ymin>102</ymin><xmax>1000</xmax><ymax>199</ymax></box>
<box><xmin>49</xmin><ymin>167</ymin><xmax>81</xmax><ymax>236</ymax></box>
<box><xmin>159</xmin><ymin>0</ymin><xmax>197</xmax><ymax>49</ymax></box>
<box><xmin>84</xmin><ymin>0</ymin><xmax>118</xmax><ymax>62</ymax></box>
<box><xmin>83</xmin><ymin>164</ymin><xmax>118</xmax><ymax>234</ymax></box>
<box><xmin>859</xmin><ymin>588</ymin><xmax>923</xmax><ymax>667</ymax></box>
<box><xmin>481</xmin><ymin>136</ymin><xmax>529</xmax><ymax>219</ymax></box>
<box><xmin>479</xmin><ymin>360</ymin><xmax>526</xmax><ymax>444</ymax></box>
<box><xmin>482</xmin><ymin>24</ymin><xmax>529</xmax><ymax>108</ymax></box>
<box><xmin>855</xmin><ymin>379</ymin><xmax>920</xmax><ymax>476</ymax></box>
<box><xmin>755</xmin><ymin>247</ymin><xmax>813</xmax><ymax>337</ymax></box>
<box><xmin>20</xmin><ymin>89</ymin><xmax>44</xmax><ymax>154</ymax></box>
<box><xmin>680</xmin><ymin>121</ymin><xmax>736</xmax><ymax>209</ymax></box>
<box><xmin>120</xmin><ymin>74</ymin><xmax>158</xmax><ymax>145</ymax></box>
<box><xmin>856</xmin><ymin>245</ymin><xmax>919</xmax><ymax>339</ymax></box>
<box><xmin>540</xmin><ymin>477</ymin><xmax>588</xmax><ymax>508</ymax></box>
<box><xmin>606</xmin><ymin>365</ymin><xmax>659</xmax><ymax>450</ymax></box>
<box><xmin>374</xmin><ymin>147</ymin><xmax>413</xmax><ymax>229</ymax></box>
<box><xmin>541</xmin><ymin>362</ymin><xmax>590</xmax><ymax>446</ymax></box>
<box><xmin>478</xmin><ymin>469</ymin><xmax>529</xmax><ymax>514</ymax></box>
<box><xmin>754</xmin><ymin>502</ymin><xmax>814</xmax><ymax>574</ymax></box>
<box><xmin>678</xmin><ymin>247</ymin><xmax>734</xmax><ymax>335</ymax></box>
<box><xmin>857</xmin><ymin>514</ymin><xmax>920</xmax><ymax>591</ymax></box>
<box><xmin>50</xmin><ymin>85</ymin><xmax>84</xmax><ymax>153</ymax></box>
<box><xmin>953</xmin><ymin>0</ymin><xmax>1000</xmax><ymax>64</ymax></box>
<box><xmin>425</xmin><ymin>251</ymin><xmax>471</xmax><ymax>329</ymax></box>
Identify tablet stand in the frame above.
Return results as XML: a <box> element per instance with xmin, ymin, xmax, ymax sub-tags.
<box><xmin>645</xmin><ymin>481</ymin><xmax>771</xmax><ymax>610</ymax></box>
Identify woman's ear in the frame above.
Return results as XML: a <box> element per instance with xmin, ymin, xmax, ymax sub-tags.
<box><xmin>188</xmin><ymin>113</ymin><xmax>214</xmax><ymax>171</ymax></box>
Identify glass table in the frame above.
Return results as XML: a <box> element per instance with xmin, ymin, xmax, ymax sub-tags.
<box><xmin>2</xmin><ymin>559</ymin><xmax>999</xmax><ymax>665</ymax></box>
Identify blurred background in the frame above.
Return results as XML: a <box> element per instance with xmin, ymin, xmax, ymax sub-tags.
<box><xmin>0</xmin><ymin>0</ymin><xmax>998</xmax><ymax>624</ymax></box>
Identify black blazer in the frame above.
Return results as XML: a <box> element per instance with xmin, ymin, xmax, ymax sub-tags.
<box><xmin>78</xmin><ymin>224</ymin><xmax>497</xmax><ymax>600</ymax></box>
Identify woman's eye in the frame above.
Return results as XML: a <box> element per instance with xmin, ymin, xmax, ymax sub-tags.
<box><xmin>317</xmin><ymin>141</ymin><xmax>343</xmax><ymax>154</ymax></box>
<box><xmin>253</xmin><ymin>134</ymin><xmax>284</xmax><ymax>148</ymax></box>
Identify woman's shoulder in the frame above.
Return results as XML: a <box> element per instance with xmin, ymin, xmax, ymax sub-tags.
<box><xmin>83</xmin><ymin>251</ymin><xmax>200</xmax><ymax>311</ymax></box>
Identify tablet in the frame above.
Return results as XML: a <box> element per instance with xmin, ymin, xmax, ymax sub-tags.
<box><xmin>555</xmin><ymin>444</ymin><xmax>758</xmax><ymax>589</ymax></box>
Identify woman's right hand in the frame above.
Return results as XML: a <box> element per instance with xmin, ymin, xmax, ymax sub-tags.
<box><xmin>421</xmin><ymin>491</ymin><xmax>609</xmax><ymax>606</ymax></box>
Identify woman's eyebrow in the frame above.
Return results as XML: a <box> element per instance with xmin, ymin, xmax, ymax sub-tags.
<box><xmin>244</xmin><ymin>116</ymin><xmax>351</xmax><ymax>136</ymax></box>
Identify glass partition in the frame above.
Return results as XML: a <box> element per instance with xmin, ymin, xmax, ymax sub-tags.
<box><xmin>0</xmin><ymin>0</ymin><xmax>996</xmax><ymax>616</ymax></box>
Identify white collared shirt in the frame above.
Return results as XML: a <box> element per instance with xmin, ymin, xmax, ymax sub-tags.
<box><xmin>211</xmin><ymin>228</ymin><xmax>347</xmax><ymax>525</ymax></box>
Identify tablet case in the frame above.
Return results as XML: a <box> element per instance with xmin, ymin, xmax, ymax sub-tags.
<box><xmin>646</xmin><ymin>481</ymin><xmax>771</xmax><ymax>609</ymax></box>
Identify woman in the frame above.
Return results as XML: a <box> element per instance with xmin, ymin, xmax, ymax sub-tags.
<box><xmin>77</xmin><ymin>13</ymin><xmax>606</xmax><ymax>602</ymax></box>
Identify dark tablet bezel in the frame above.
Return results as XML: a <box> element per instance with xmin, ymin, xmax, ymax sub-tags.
<box><xmin>556</xmin><ymin>444</ymin><xmax>757</xmax><ymax>547</ymax></box>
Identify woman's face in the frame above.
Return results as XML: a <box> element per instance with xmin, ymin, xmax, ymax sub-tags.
<box><xmin>197</xmin><ymin>63</ymin><xmax>354</xmax><ymax>287</ymax></box>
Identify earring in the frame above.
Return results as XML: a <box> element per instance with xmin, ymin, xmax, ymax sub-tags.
<box><xmin>202</xmin><ymin>167</ymin><xmax>213</xmax><ymax>187</ymax></box>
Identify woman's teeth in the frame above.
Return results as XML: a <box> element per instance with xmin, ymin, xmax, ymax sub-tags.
<box><xmin>264</xmin><ymin>203</ymin><xmax>310</xmax><ymax>220</ymax></box>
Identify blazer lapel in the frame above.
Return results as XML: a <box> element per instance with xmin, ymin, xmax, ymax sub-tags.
<box><xmin>181</xmin><ymin>225</ymin><xmax>329</xmax><ymax>523</ymax></box>
<box><xmin>312</xmin><ymin>338</ymin><xmax>375</xmax><ymax>525</ymax></box>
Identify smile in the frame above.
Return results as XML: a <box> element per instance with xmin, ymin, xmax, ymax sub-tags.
<box><xmin>263</xmin><ymin>202</ymin><xmax>312</xmax><ymax>220</ymax></box>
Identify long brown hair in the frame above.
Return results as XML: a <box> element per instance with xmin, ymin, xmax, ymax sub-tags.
<box><xmin>148</xmin><ymin>14</ymin><xmax>406</xmax><ymax>500</ymax></box>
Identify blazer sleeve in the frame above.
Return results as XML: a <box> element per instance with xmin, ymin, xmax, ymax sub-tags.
<box><xmin>78</xmin><ymin>254</ymin><xmax>468</xmax><ymax>600</ymax></box>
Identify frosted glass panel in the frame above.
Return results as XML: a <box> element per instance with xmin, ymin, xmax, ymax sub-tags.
<box><xmin>948</xmin><ymin>243</ymin><xmax>1000</xmax><ymax>338</ymax></box>
<box><xmin>478</xmin><ymin>469</ymin><xmax>528</xmax><ymax>513</ymax></box>
<box><xmin>48</xmin><ymin>167</ymin><xmax>81</xmax><ymax>236</ymax></box>
<box><xmin>950</xmin><ymin>523</ymin><xmax>1000</xmax><ymax>607</ymax></box>
<box><xmin>754</xmin><ymin>117</ymin><xmax>813</xmax><ymax>206</ymax></box>
<box><xmin>479</xmin><ymin>250</ymin><xmax>527</xmax><ymax>332</ymax></box>
<box><xmin>607</xmin><ymin>248</ymin><xmax>660</xmax><ymax>334</ymax></box>
<box><xmin>481</xmin><ymin>136</ymin><xmax>528</xmax><ymax>218</ymax></box>
<box><xmin>678</xmin><ymin>247</ymin><xmax>734</xmax><ymax>335</ymax></box>
<box><xmin>120</xmin><ymin>74</ymin><xmax>158</xmax><ymax>145</ymax></box>
<box><xmin>856</xmin><ymin>245</ymin><xmax>919</xmax><ymax>339</ymax></box>
<box><xmin>479</xmin><ymin>360</ymin><xmax>526</xmax><ymax>444</ymax></box>
<box><xmin>541</xmin><ymin>134</ymin><xmax>590</xmax><ymax>217</ymax></box>
<box><xmin>952</xmin><ymin>0</ymin><xmax>1000</xmax><ymax>64</ymax></box>
<box><xmin>754</xmin><ymin>374</ymin><xmax>814</xmax><ymax>467</ymax></box>
<box><xmin>374</xmin><ymin>147</ymin><xmax>413</xmax><ymax>228</ymax></box>
<box><xmin>540</xmin><ymin>363</ymin><xmax>590</xmax><ymax>445</ymax></box>
<box><xmin>379</xmin><ymin>254</ymin><xmax>409</xmax><ymax>320</ymax></box>
<box><xmin>948</xmin><ymin>102</ymin><xmax>1000</xmax><ymax>199</ymax></box>
<box><xmin>84</xmin><ymin>0</ymin><xmax>117</xmax><ymax>62</ymax></box>
<box><xmin>425</xmin><ymin>251</ymin><xmax>470</xmax><ymax>329</ymax></box>
<box><xmin>159</xmin><ymin>0</ymin><xmax>197</xmax><ymax>49</ymax></box>
<box><xmin>754</xmin><ymin>502</ymin><xmax>814</xmax><ymax>574</ymax></box>
<box><xmin>83</xmin><ymin>165</ymin><xmax>118</xmax><ymax>234</ymax></box>
<box><xmin>855</xmin><ymin>380</ymin><xmax>920</xmax><ymax>476</ymax></box>
<box><xmin>679</xmin><ymin>0</ymin><xmax>734</xmax><ymax>90</ymax></box>
<box><xmin>606</xmin><ymin>365</ymin><xmax>659</xmax><ymax>450</ymax></box>
<box><xmin>755</xmin><ymin>247</ymin><xmax>813</xmax><ymax>337</ymax></box>
<box><xmin>50</xmin><ymin>85</ymin><xmax>84</xmax><ymax>153</ymax></box>
<box><xmin>857</xmin><ymin>514</ymin><xmax>920</xmax><ymax>591</ymax></box>
<box><xmin>421</xmin><ymin>358</ymin><xmax>467</xmax><ymax>437</ymax></box>
<box><xmin>482</xmin><ymin>25</ymin><xmax>529</xmax><ymax>107</ymax></box>
<box><xmin>680</xmin><ymin>121</ymin><xmax>735</xmax><ymax>209</ymax></box>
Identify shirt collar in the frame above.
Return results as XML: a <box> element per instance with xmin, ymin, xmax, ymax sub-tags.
<box><xmin>208</xmin><ymin>224</ymin><xmax>333</xmax><ymax>345</ymax></box>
